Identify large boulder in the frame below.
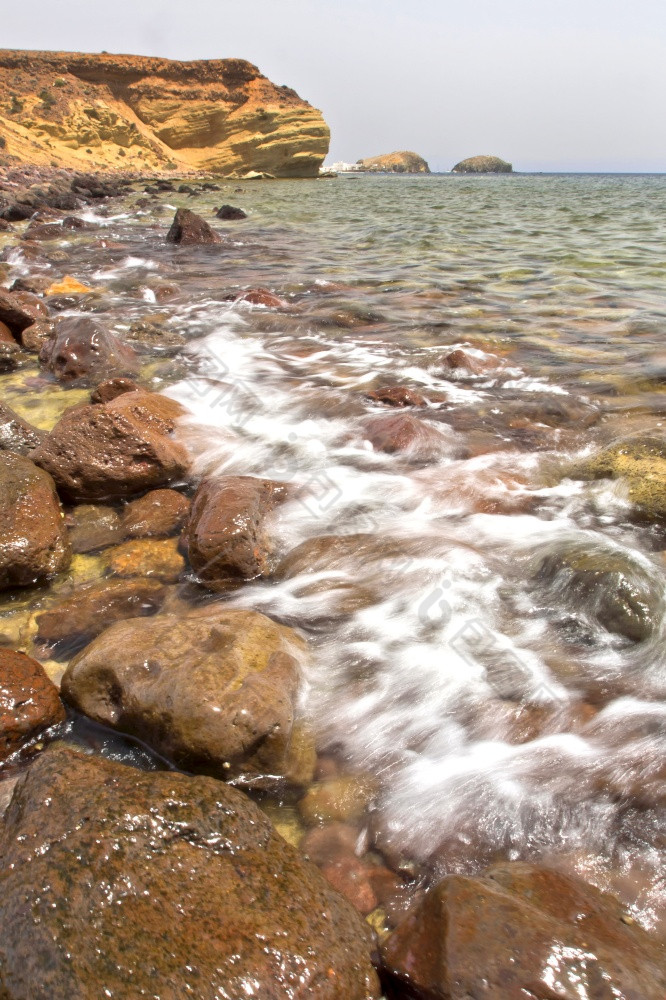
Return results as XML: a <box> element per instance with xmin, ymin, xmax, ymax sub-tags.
<box><xmin>185</xmin><ymin>475</ymin><xmax>289</xmax><ymax>591</ymax></box>
<box><xmin>0</xmin><ymin>402</ymin><xmax>45</xmax><ymax>455</ymax></box>
<box><xmin>0</xmin><ymin>649</ymin><xmax>65</xmax><ymax>762</ymax></box>
<box><xmin>381</xmin><ymin>862</ymin><xmax>666</xmax><ymax>1000</ymax></box>
<box><xmin>451</xmin><ymin>154</ymin><xmax>513</xmax><ymax>173</ymax></box>
<box><xmin>0</xmin><ymin>744</ymin><xmax>380</xmax><ymax>999</ymax></box>
<box><xmin>166</xmin><ymin>208</ymin><xmax>222</xmax><ymax>245</ymax></box>
<box><xmin>39</xmin><ymin>315</ymin><xmax>138</xmax><ymax>384</ymax></box>
<box><xmin>30</xmin><ymin>390</ymin><xmax>190</xmax><ymax>500</ymax></box>
<box><xmin>61</xmin><ymin>606</ymin><xmax>307</xmax><ymax>781</ymax></box>
<box><xmin>0</xmin><ymin>452</ymin><xmax>70</xmax><ymax>589</ymax></box>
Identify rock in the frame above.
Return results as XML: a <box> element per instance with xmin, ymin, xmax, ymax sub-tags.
<box><xmin>357</xmin><ymin>151</ymin><xmax>430</xmax><ymax>173</ymax></box>
<box><xmin>0</xmin><ymin>777</ymin><xmax>18</xmax><ymax>819</ymax></box>
<box><xmin>320</xmin><ymin>855</ymin><xmax>379</xmax><ymax>916</ymax></box>
<box><xmin>121</xmin><ymin>488</ymin><xmax>190</xmax><ymax>538</ymax></box>
<box><xmin>103</xmin><ymin>537</ymin><xmax>185</xmax><ymax>582</ymax></box>
<box><xmin>0</xmin><ymin>288</ymin><xmax>49</xmax><ymax>336</ymax></box>
<box><xmin>10</xmin><ymin>275</ymin><xmax>52</xmax><ymax>295</ymax></box>
<box><xmin>442</xmin><ymin>348</ymin><xmax>490</xmax><ymax>374</ymax></box>
<box><xmin>0</xmin><ymin>744</ymin><xmax>380</xmax><ymax>999</ymax></box>
<box><xmin>65</xmin><ymin>503</ymin><xmax>123</xmax><ymax>553</ymax></box>
<box><xmin>0</xmin><ymin>319</ymin><xmax>16</xmax><ymax>344</ymax></box>
<box><xmin>20</xmin><ymin>319</ymin><xmax>56</xmax><ymax>352</ymax></box>
<box><xmin>380</xmin><ymin>862</ymin><xmax>665</xmax><ymax>1000</ymax></box>
<box><xmin>299</xmin><ymin>776</ymin><xmax>376</xmax><ymax>826</ymax></box>
<box><xmin>302</xmin><ymin>822</ymin><xmax>364</xmax><ymax>864</ymax></box>
<box><xmin>35</xmin><ymin>576</ymin><xmax>167</xmax><ymax>656</ymax></box>
<box><xmin>0</xmin><ymin>452</ymin><xmax>70</xmax><ymax>589</ymax></box>
<box><xmin>215</xmin><ymin>204</ymin><xmax>247</xmax><ymax>219</ymax></box>
<box><xmin>61</xmin><ymin>607</ymin><xmax>307</xmax><ymax>780</ymax></box>
<box><xmin>30</xmin><ymin>390</ymin><xmax>190</xmax><ymax>500</ymax></box>
<box><xmin>45</xmin><ymin>275</ymin><xmax>94</xmax><ymax>295</ymax></box>
<box><xmin>185</xmin><ymin>475</ymin><xmax>289</xmax><ymax>591</ymax></box>
<box><xmin>125</xmin><ymin>318</ymin><xmax>186</xmax><ymax>352</ymax></box>
<box><xmin>365</xmin><ymin>385</ymin><xmax>426</xmax><ymax>407</ymax></box>
<box><xmin>90</xmin><ymin>376</ymin><xmax>141</xmax><ymax>403</ymax></box>
<box><xmin>39</xmin><ymin>315</ymin><xmax>138</xmax><ymax>384</ymax></box>
<box><xmin>577</xmin><ymin>434</ymin><xmax>666</xmax><ymax>521</ymax></box>
<box><xmin>0</xmin><ymin>341</ymin><xmax>31</xmax><ymax>371</ymax></box>
<box><xmin>0</xmin><ymin>649</ymin><xmax>65</xmax><ymax>762</ymax></box>
<box><xmin>361</xmin><ymin>412</ymin><xmax>443</xmax><ymax>458</ymax></box>
<box><xmin>0</xmin><ymin>402</ymin><xmax>45</xmax><ymax>455</ymax></box>
<box><xmin>166</xmin><ymin>207</ymin><xmax>222</xmax><ymax>245</ymax></box>
<box><xmin>236</xmin><ymin>287</ymin><xmax>288</xmax><ymax>307</ymax></box>
<box><xmin>452</xmin><ymin>154</ymin><xmax>513</xmax><ymax>173</ymax></box>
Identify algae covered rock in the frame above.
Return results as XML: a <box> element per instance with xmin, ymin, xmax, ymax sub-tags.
<box><xmin>0</xmin><ymin>744</ymin><xmax>380</xmax><ymax>999</ymax></box>
<box><xmin>452</xmin><ymin>154</ymin><xmax>513</xmax><ymax>173</ymax></box>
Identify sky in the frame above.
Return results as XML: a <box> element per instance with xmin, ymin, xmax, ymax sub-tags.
<box><xmin>2</xmin><ymin>0</ymin><xmax>665</xmax><ymax>172</ymax></box>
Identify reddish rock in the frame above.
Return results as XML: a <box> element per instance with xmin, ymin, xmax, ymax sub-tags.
<box><xmin>0</xmin><ymin>320</ymin><xmax>16</xmax><ymax>344</ymax></box>
<box><xmin>185</xmin><ymin>475</ymin><xmax>289</xmax><ymax>591</ymax></box>
<box><xmin>166</xmin><ymin>208</ymin><xmax>222</xmax><ymax>245</ymax></box>
<box><xmin>366</xmin><ymin>385</ymin><xmax>427</xmax><ymax>408</ymax></box>
<box><xmin>90</xmin><ymin>376</ymin><xmax>141</xmax><ymax>403</ymax></box>
<box><xmin>0</xmin><ymin>649</ymin><xmax>65</xmax><ymax>762</ymax></box>
<box><xmin>103</xmin><ymin>537</ymin><xmax>185</xmax><ymax>582</ymax></box>
<box><xmin>20</xmin><ymin>319</ymin><xmax>56</xmax><ymax>352</ymax></box>
<box><xmin>442</xmin><ymin>348</ymin><xmax>490</xmax><ymax>374</ymax></box>
<box><xmin>321</xmin><ymin>855</ymin><xmax>378</xmax><ymax>916</ymax></box>
<box><xmin>121</xmin><ymin>488</ymin><xmax>190</xmax><ymax>538</ymax></box>
<box><xmin>362</xmin><ymin>412</ymin><xmax>443</xmax><ymax>457</ymax></box>
<box><xmin>236</xmin><ymin>287</ymin><xmax>287</xmax><ymax>308</ymax></box>
<box><xmin>35</xmin><ymin>577</ymin><xmax>167</xmax><ymax>654</ymax></box>
<box><xmin>30</xmin><ymin>390</ymin><xmax>190</xmax><ymax>501</ymax></box>
<box><xmin>381</xmin><ymin>862</ymin><xmax>666</xmax><ymax>1000</ymax></box>
<box><xmin>62</xmin><ymin>607</ymin><xmax>307</xmax><ymax>781</ymax></box>
<box><xmin>0</xmin><ymin>452</ymin><xmax>70</xmax><ymax>589</ymax></box>
<box><xmin>0</xmin><ymin>744</ymin><xmax>380</xmax><ymax>999</ymax></box>
<box><xmin>302</xmin><ymin>822</ymin><xmax>366</xmax><ymax>864</ymax></box>
<box><xmin>0</xmin><ymin>402</ymin><xmax>45</xmax><ymax>456</ymax></box>
<box><xmin>39</xmin><ymin>315</ymin><xmax>138</xmax><ymax>384</ymax></box>
<box><xmin>0</xmin><ymin>288</ymin><xmax>49</xmax><ymax>336</ymax></box>
<box><xmin>65</xmin><ymin>503</ymin><xmax>123</xmax><ymax>553</ymax></box>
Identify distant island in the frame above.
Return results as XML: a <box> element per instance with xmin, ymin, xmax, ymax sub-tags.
<box><xmin>452</xmin><ymin>155</ymin><xmax>513</xmax><ymax>174</ymax></box>
<box><xmin>329</xmin><ymin>150</ymin><xmax>430</xmax><ymax>174</ymax></box>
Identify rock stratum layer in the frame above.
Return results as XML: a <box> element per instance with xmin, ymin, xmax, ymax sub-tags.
<box><xmin>0</xmin><ymin>50</ymin><xmax>329</xmax><ymax>177</ymax></box>
<box><xmin>357</xmin><ymin>150</ymin><xmax>430</xmax><ymax>173</ymax></box>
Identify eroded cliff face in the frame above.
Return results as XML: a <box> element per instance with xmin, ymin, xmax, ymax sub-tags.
<box><xmin>0</xmin><ymin>51</ymin><xmax>330</xmax><ymax>177</ymax></box>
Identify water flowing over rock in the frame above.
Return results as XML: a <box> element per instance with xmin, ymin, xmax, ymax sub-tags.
<box><xmin>0</xmin><ymin>452</ymin><xmax>70</xmax><ymax>589</ymax></box>
<box><xmin>39</xmin><ymin>315</ymin><xmax>138</xmax><ymax>383</ymax></box>
<box><xmin>0</xmin><ymin>50</ymin><xmax>329</xmax><ymax>177</ymax></box>
<box><xmin>451</xmin><ymin>154</ymin><xmax>513</xmax><ymax>173</ymax></box>
<box><xmin>0</xmin><ymin>744</ymin><xmax>380</xmax><ymax>999</ymax></box>
<box><xmin>61</xmin><ymin>607</ymin><xmax>307</xmax><ymax>781</ymax></box>
<box><xmin>0</xmin><ymin>649</ymin><xmax>65</xmax><ymax>762</ymax></box>
<box><xmin>357</xmin><ymin>151</ymin><xmax>430</xmax><ymax>173</ymax></box>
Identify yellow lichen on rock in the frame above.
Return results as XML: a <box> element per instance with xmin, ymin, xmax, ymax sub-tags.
<box><xmin>0</xmin><ymin>51</ymin><xmax>330</xmax><ymax>177</ymax></box>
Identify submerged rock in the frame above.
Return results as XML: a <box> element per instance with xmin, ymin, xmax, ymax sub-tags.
<box><xmin>31</xmin><ymin>390</ymin><xmax>190</xmax><ymax>500</ymax></box>
<box><xmin>0</xmin><ymin>452</ymin><xmax>70</xmax><ymax>589</ymax></box>
<box><xmin>452</xmin><ymin>154</ymin><xmax>513</xmax><ymax>173</ymax></box>
<box><xmin>0</xmin><ymin>402</ymin><xmax>45</xmax><ymax>455</ymax></box>
<box><xmin>381</xmin><ymin>862</ymin><xmax>665</xmax><ymax>999</ymax></box>
<box><xmin>577</xmin><ymin>434</ymin><xmax>666</xmax><ymax>521</ymax></box>
<box><xmin>365</xmin><ymin>385</ymin><xmax>427</xmax><ymax>408</ymax></box>
<box><xmin>166</xmin><ymin>207</ymin><xmax>222</xmax><ymax>245</ymax></box>
<box><xmin>185</xmin><ymin>475</ymin><xmax>289</xmax><ymax>591</ymax></box>
<box><xmin>39</xmin><ymin>315</ymin><xmax>138</xmax><ymax>383</ymax></box>
<box><xmin>361</xmin><ymin>412</ymin><xmax>444</xmax><ymax>458</ymax></box>
<box><xmin>0</xmin><ymin>649</ymin><xmax>65</xmax><ymax>762</ymax></box>
<box><xmin>236</xmin><ymin>287</ymin><xmax>288</xmax><ymax>307</ymax></box>
<box><xmin>0</xmin><ymin>744</ymin><xmax>379</xmax><ymax>999</ymax></box>
<box><xmin>65</xmin><ymin>502</ymin><xmax>123</xmax><ymax>553</ymax></box>
<box><xmin>103</xmin><ymin>537</ymin><xmax>185</xmax><ymax>582</ymax></box>
<box><xmin>61</xmin><ymin>607</ymin><xmax>307</xmax><ymax>781</ymax></box>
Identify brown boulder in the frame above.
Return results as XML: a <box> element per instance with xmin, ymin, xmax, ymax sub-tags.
<box><xmin>0</xmin><ymin>744</ymin><xmax>380</xmax><ymax>999</ymax></box>
<box><xmin>361</xmin><ymin>412</ymin><xmax>444</xmax><ymax>458</ymax></box>
<box><xmin>39</xmin><ymin>315</ymin><xmax>138</xmax><ymax>383</ymax></box>
<box><xmin>90</xmin><ymin>376</ymin><xmax>140</xmax><ymax>403</ymax></box>
<box><xmin>0</xmin><ymin>402</ymin><xmax>45</xmax><ymax>455</ymax></box>
<box><xmin>30</xmin><ymin>390</ymin><xmax>190</xmax><ymax>500</ymax></box>
<box><xmin>0</xmin><ymin>649</ymin><xmax>65</xmax><ymax>762</ymax></box>
<box><xmin>166</xmin><ymin>207</ymin><xmax>222</xmax><ymax>245</ymax></box>
<box><xmin>65</xmin><ymin>502</ymin><xmax>123</xmax><ymax>552</ymax></box>
<box><xmin>185</xmin><ymin>475</ymin><xmax>289</xmax><ymax>590</ymax></box>
<box><xmin>20</xmin><ymin>319</ymin><xmax>56</xmax><ymax>352</ymax></box>
<box><xmin>365</xmin><ymin>385</ymin><xmax>427</xmax><ymax>407</ymax></box>
<box><xmin>35</xmin><ymin>577</ymin><xmax>167</xmax><ymax>655</ymax></box>
<box><xmin>0</xmin><ymin>288</ymin><xmax>49</xmax><ymax>336</ymax></box>
<box><xmin>121</xmin><ymin>487</ymin><xmax>190</xmax><ymax>538</ymax></box>
<box><xmin>0</xmin><ymin>452</ymin><xmax>70</xmax><ymax>589</ymax></box>
<box><xmin>381</xmin><ymin>862</ymin><xmax>666</xmax><ymax>1000</ymax></box>
<box><xmin>61</xmin><ymin>607</ymin><xmax>307</xmax><ymax>781</ymax></box>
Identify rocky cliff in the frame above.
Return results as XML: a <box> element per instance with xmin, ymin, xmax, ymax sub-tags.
<box><xmin>0</xmin><ymin>51</ymin><xmax>329</xmax><ymax>177</ymax></box>
<box><xmin>357</xmin><ymin>151</ymin><xmax>430</xmax><ymax>174</ymax></box>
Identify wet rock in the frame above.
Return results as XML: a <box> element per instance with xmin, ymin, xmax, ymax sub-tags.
<box><xmin>90</xmin><ymin>376</ymin><xmax>141</xmax><ymax>403</ymax></box>
<box><xmin>10</xmin><ymin>275</ymin><xmax>52</xmax><ymax>295</ymax></box>
<box><xmin>0</xmin><ymin>319</ymin><xmax>16</xmax><ymax>344</ymax></box>
<box><xmin>39</xmin><ymin>315</ymin><xmax>138</xmax><ymax>384</ymax></box>
<box><xmin>380</xmin><ymin>862</ymin><xmax>666</xmax><ymax>1000</ymax></box>
<box><xmin>0</xmin><ymin>649</ymin><xmax>65</xmax><ymax>762</ymax></box>
<box><xmin>0</xmin><ymin>341</ymin><xmax>31</xmax><ymax>371</ymax></box>
<box><xmin>185</xmin><ymin>475</ymin><xmax>289</xmax><ymax>591</ymax></box>
<box><xmin>65</xmin><ymin>503</ymin><xmax>123</xmax><ymax>553</ymax></box>
<box><xmin>20</xmin><ymin>318</ymin><xmax>56</xmax><ymax>352</ymax></box>
<box><xmin>0</xmin><ymin>744</ymin><xmax>380</xmax><ymax>999</ymax></box>
<box><xmin>577</xmin><ymin>434</ymin><xmax>666</xmax><ymax>521</ymax></box>
<box><xmin>0</xmin><ymin>402</ymin><xmax>45</xmax><ymax>455</ymax></box>
<box><xmin>45</xmin><ymin>275</ymin><xmax>94</xmax><ymax>295</ymax></box>
<box><xmin>442</xmin><ymin>348</ymin><xmax>491</xmax><ymax>374</ymax></box>
<box><xmin>302</xmin><ymin>822</ymin><xmax>365</xmax><ymax>864</ymax></box>
<box><xmin>362</xmin><ymin>412</ymin><xmax>444</xmax><ymax>458</ymax></box>
<box><xmin>0</xmin><ymin>288</ymin><xmax>49</xmax><ymax>337</ymax></box>
<box><xmin>0</xmin><ymin>453</ymin><xmax>70</xmax><ymax>589</ymax></box>
<box><xmin>215</xmin><ymin>204</ymin><xmax>247</xmax><ymax>219</ymax></box>
<box><xmin>31</xmin><ymin>390</ymin><xmax>190</xmax><ymax>500</ymax></box>
<box><xmin>35</xmin><ymin>577</ymin><xmax>167</xmax><ymax>656</ymax></box>
<box><xmin>62</xmin><ymin>607</ymin><xmax>307</xmax><ymax>781</ymax></box>
<box><xmin>166</xmin><ymin>207</ymin><xmax>222</xmax><ymax>245</ymax></box>
<box><xmin>121</xmin><ymin>488</ymin><xmax>191</xmax><ymax>538</ymax></box>
<box><xmin>125</xmin><ymin>318</ymin><xmax>186</xmax><ymax>352</ymax></box>
<box><xmin>299</xmin><ymin>776</ymin><xmax>376</xmax><ymax>826</ymax></box>
<box><xmin>103</xmin><ymin>537</ymin><xmax>185</xmax><ymax>582</ymax></box>
<box><xmin>365</xmin><ymin>385</ymin><xmax>427</xmax><ymax>407</ymax></box>
<box><xmin>321</xmin><ymin>854</ymin><xmax>379</xmax><ymax>916</ymax></box>
<box><xmin>236</xmin><ymin>287</ymin><xmax>288</xmax><ymax>307</ymax></box>
<box><xmin>0</xmin><ymin>776</ymin><xmax>18</xmax><ymax>819</ymax></box>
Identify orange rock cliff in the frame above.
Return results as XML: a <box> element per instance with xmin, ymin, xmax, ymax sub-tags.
<box><xmin>0</xmin><ymin>50</ymin><xmax>330</xmax><ymax>177</ymax></box>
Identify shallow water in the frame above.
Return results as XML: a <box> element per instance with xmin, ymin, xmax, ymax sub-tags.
<box><xmin>2</xmin><ymin>173</ymin><xmax>666</xmax><ymax>935</ymax></box>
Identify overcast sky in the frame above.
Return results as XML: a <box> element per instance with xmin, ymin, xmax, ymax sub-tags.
<box><xmin>2</xmin><ymin>0</ymin><xmax>665</xmax><ymax>172</ymax></box>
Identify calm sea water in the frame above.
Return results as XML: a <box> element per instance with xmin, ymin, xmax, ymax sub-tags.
<box><xmin>3</xmin><ymin>172</ymin><xmax>666</xmax><ymax>933</ymax></box>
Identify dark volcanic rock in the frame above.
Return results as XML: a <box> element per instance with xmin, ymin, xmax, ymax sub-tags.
<box><xmin>0</xmin><ymin>744</ymin><xmax>380</xmax><ymax>999</ymax></box>
<box><xmin>30</xmin><ymin>390</ymin><xmax>190</xmax><ymax>501</ymax></box>
<box><xmin>0</xmin><ymin>452</ymin><xmax>70</xmax><ymax>589</ymax></box>
<box><xmin>0</xmin><ymin>402</ymin><xmax>45</xmax><ymax>455</ymax></box>
<box><xmin>451</xmin><ymin>154</ymin><xmax>513</xmax><ymax>174</ymax></box>
<box><xmin>62</xmin><ymin>607</ymin><xmax>306</xmax><ymax>781</ymax></box>
<box><xmin>166</xmin><ymin>207</ymin><xmax>222</xmax><ymax>245</ymax></box>
<box><xmin>121</xmin><ymin>488</ymin><xmax>190</xmax><ymax>538</ymax></box>
<box><xmin>39</xmin><ymin>315</ymin><xmax>138</xmax><ymax>384</ymax></box>
<box><xmin>0</xmin><ymin>649</ymin><xmax>65</xmax><ymax>762</ymax></box>
<box><xmin>185</xmin><ymin>475</ymin><xmax>289</xmax><ymax>591</ymax></box>
<box><xmin>215</xmin><ymin>204</ymin><xmax>247</xmax><ymax>219</ymax></box>
<box><xmin>380</xmin><ymin>862</ymin><xmax>666</xmax><ymax>1000</ymax></box>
